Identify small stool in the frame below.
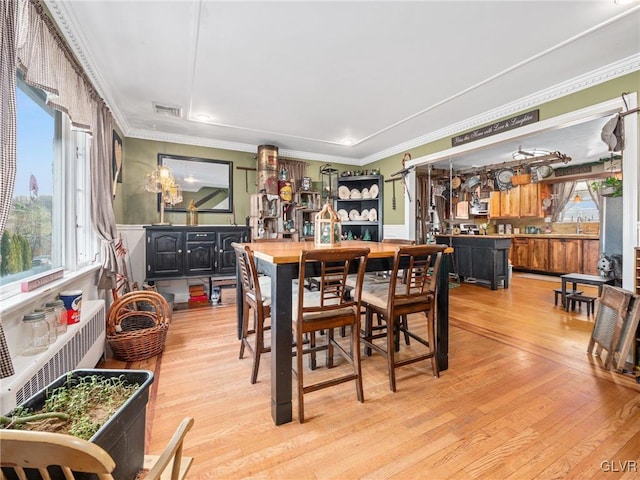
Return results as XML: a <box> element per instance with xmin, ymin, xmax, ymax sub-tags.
<box><xmin>565</xmin><ymin>293</ymin><xmax>596</xmax><ymax>316</ymax></box>
<box><xmin>553</xmin><ymin>288</ymin><xmax>583</xmax><ymax>306</ymax></box>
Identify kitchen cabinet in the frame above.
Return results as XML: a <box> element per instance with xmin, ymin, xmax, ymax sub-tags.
<box><xmin>499</xmin><ymin>188</ymin><xmax>520</xmax><ymax>218</ymax></box>
<box><xmin>582</xmin><ymin>239</ymin><xmax>601</xmax><ymax>276</ymax></box>
<box><xmin>549</xmin><ymin>238</ymin><xmax>582</xmax><ymax>274</ymax></box>
<box><xmin>520</xmin><ymin>183</ymin><xmax>551</xmax><ymax>217</ymax></box>
<box><xmin>334</xmin><ymin>175</ymin><xmax>383</xmax><ymax>241</ymax></box>
<box><xmin>145</xmin><ymin>226</ymin><xmax>249</xmax><ymax>281</ymax></box>
<box><xmin>511</xmin><ymin>237</ymin><xmax>530</xmax><ymax>269</ymax></box>
<box><xmin>489</xmin><ymin>183</ymin><xmax>551</xmax><ymax>218</ymax></box>
<box><xmin>528</xmin><ymin>238</ymin><xmax>549</xmax><ymax>271</ymax></box>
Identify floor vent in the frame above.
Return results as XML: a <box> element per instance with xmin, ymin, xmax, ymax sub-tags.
<box><xmin>1</xmin><ymin>300</ymin><xmax>105</xmax><ymax>412</ymax></box>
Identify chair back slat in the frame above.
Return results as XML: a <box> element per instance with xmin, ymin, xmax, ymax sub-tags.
<box><xmin>391</xmin><ymin>245</ymin><xmax>445</xmax><ymax>303</ymax></box>
<box><xmin>299</xmin><ymin>248</ymin><xmax>369</xmax><ymax>315</ymax></box>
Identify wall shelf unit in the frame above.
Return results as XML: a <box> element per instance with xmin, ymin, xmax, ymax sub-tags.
<box><xmin>334</xmin><ymin>175</ymin><xmax>383</xmax><ymax>242</ymax></box>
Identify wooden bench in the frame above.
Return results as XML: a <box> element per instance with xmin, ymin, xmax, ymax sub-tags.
<box><xmin>553</xmin><ymin>288</ymin><xmax>583</xmax><ymax>306</ymax></box>
<box><xmin>565</xmin><ymin>292</ymin><xmax>596</xmax><ymax>316</ymax></box>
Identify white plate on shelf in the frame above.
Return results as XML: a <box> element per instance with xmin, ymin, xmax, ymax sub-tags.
<box><xmin>368</xmin><ymin>208</ymin><xmax>377</xmax><ymax>222</ymax></box>
<box><xmin>370</xmin><ymin>184</ymin><xmax>379</xmax><ymax>199</ymax></box>
<box><xmin>337</xmin><ymin>209</ymin><xmax>349</xmax><ymax>221</ymax></box>
<box><xmin>338</xmin><ymin>185</ymin><xmax>350</xmax><ymax>200</ymax></box>
<box><xmin>350</xmin><ymin>188</ymin><xmax>362</xmax><ymax>199</ymax></box>
<box><xmin>360</xmin><ymin>209</ymin><xmax>369</xmax><ymax>220</ymax></box>
<box><xmin>349</xmin><ymin>209</ymin><xmax>359</xmax><ymax>221</ymax></box>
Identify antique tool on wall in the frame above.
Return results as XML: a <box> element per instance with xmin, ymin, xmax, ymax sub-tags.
<box><xmin>385</xmin><ymin>177</ymin><xmax>403</xmax><ymax>210</ymax></box>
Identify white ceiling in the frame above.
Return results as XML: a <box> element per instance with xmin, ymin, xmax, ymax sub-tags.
<box><xmin>46</xmin><ymin>0</ymin><xmax>640</xmax><ymax>168</ymax></box>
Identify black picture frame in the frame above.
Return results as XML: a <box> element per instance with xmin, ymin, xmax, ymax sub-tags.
<box><xmin>158</xmin><ymin>153</ymin><xmax>233</xmax><ymax>214</ymax></box>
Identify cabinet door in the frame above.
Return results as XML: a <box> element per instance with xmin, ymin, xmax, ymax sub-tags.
<box><xmin>455</xmin><ymin>245</ymin><xmax>473</xmax><ymax>278</ymax></box>
<box><xmin>500</xmin><ymin>188</ymin><xmax>520</xmax><ymax>218</ymax></box>
<box><xmin>511</xmin><ymin>238</ymin><xmax>529</xmax><ymax>268</ymax></box>
<box><xmin>519</xmin><ymin>184</ymin><xmax>539</xmax><ymax>217</ymax></box>
<box><xmin>549</xmin><ymin>239</ymin><xmax>582</xmax><ymax>273</ymax></box>
<box><xmin>489</xmin><ymin>191</ymin><xmax>501</xmax><ymax>218</ymax></box>
<box><xmin>216</xmin><ymin>229</ymin><xmax>247</xmax><ymax>275</ymax></box>
<box><xmin>186</xmin><ymin>232</ymin><xmax>217</xmax><ymax>276</ymax></box>
<box><xmin>582</xmin><ymin>239</ymin><xmax>600</xmax><ymax>275</ymax></box>
<box><xmin>528</xmin><ymin>238</ymin><xmax>549</xmax><ymax>271</ymax></box>
<box><xmin>146</xmin><ymin>231</ymin><xmax>184</xmax><ymax>278</ymax></box>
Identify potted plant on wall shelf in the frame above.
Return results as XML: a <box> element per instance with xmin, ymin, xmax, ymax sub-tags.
<box><xmin>591</xmin><ymin>177</ymin><xmax>622</xmax><ymax>197</ymax></box>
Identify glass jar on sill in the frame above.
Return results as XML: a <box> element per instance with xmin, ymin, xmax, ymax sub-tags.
<box><xmin>35</xmin><ymin>306</ymin><xmax>57</xmax><ymax>344</ymax></box>
<box><xmin>45</xmin><ymin>299</ymin><xmax>68</xmax><ymax>335</ymax></box>
<box><xmin>23</xmin><ymin>311</ymin><xmax>50</xmax><ymax>355</ymax></box>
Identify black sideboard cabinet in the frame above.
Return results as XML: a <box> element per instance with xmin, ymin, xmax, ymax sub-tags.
<box><xmin>144</xmin><ymin>225</ymin><xmax>249</xmax><ymax>282</ymax></box>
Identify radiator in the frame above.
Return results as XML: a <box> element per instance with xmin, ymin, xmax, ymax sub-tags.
<box><xmin>0</xmin><ymin>299</ymin><xmax>106</xmax><ymax>413</ymax></box>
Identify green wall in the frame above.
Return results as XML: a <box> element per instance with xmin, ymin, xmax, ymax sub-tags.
<box><xmin>115</xmin><ymin>71</ymin><xmax>639</xmax><ymax>227</ymax></box>
<box><xmin>113</xmin><ymin>138</ymin><xmax>353</xmax><ymax>226</ymax></box>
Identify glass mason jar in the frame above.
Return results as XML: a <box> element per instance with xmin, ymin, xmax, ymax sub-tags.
<box><xmin>35</xmin><ymin>307</ymin><xmax>57</xmax><ymax>344</ymax></box>
<box><xmin>23</xmin><ymin>311</ymin><xmax>50</xmax><ymax>355</ymax></box>
<box><xmin>45</xmin><ymin>299</ymin><xmax>68</xmax><ymax>334</ymax></box>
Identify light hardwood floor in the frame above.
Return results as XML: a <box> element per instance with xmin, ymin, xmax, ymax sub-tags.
<box><xmin>100</xmin><ymin>273</ymin><xmax>640</xmax><ymax>479</ymax></box>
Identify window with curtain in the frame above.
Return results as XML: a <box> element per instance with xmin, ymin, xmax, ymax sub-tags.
<box><xmin>0</xmin><ymin>75</ymin><xmax>97</xmax><ymax>298</ymax></box>
<box><xmin>557</xmin><ymin>180</ymin><xmax>600</xmax><ymax>223</ymax></box>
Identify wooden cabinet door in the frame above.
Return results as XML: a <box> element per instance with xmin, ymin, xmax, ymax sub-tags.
<box><xmin>519</xmin><ymin>184</ymin><xmax>539</xmax><ymax>217</ymax></box>
<box><xmin>146</xmin><ymin>231</ymin><xmax>184</xmax><ymax>278</ymax></box>
<box><xmin>582</xmin><ymin>239</ymin><xmax>600</xmax><ymax>275</ymax></box>
<box><xmin>549</xmin><ymin>239</ymin><xmax>582</xmax><ymax>273</ymax></box>
<box><xmin>500</xmin><ymin>188</ymin><xmax>520</xmax><ymax>218</ymax></box>
<box><xmin>511</xmin><ymin>238</ymin><xmax>529</xmax><ymax>268</ymax></box>
<box><xmin>489</xmin><ymin>191</ymin><xmax>501</xmax><ymax>218</ymax></box>
<box><xmin>528</xmin><ymin>238</ymin><xmax>549</xmax><ymax>271</ymax></box>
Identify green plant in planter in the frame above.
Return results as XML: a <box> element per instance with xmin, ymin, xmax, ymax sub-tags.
<box><xmin>591</xmin><ymin>177</ymin><xmax>622</xmax><ymax>197</ymax></box>
<box><xmin>0</xmin><ymin>373</ymin><xmax>139</xmax><ymax>440</ymax></box>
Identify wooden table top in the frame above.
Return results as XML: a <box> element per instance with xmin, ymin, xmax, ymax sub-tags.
<box><xmin>237</xmin><ymin>240</ymin><xmax>446</xmax><ymax>265</ymax></box>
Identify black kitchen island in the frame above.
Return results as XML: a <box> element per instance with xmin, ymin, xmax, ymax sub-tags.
<box><xmin>436</xmin><ymin>235</ymin><xmax>512</xmax><ymax>290</ymax></box>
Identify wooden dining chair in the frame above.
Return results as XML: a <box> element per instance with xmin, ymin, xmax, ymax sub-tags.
<box><xmin>0</xmin><ymin>417</ymin><xmax>194</xmax><ymax>480</ymax></box>
<box><xmin>360</xmin><ymin>244</ymin><xmax>446</xmax><ymax>392</ymax></box>
<box><xmin>233</xmin><ymin>243</ymin><xmax>271</xmax><ymax>384</ymax></box>
<box><xmin>293</xmin><ymin>247</ymin><xmax>369</xmax><ymax>423</ymax></box>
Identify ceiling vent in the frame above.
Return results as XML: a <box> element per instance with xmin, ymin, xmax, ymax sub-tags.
<box><xmin>153</xmin><ymin>102</ymin><xmax>182</xmax><ymax>118</ymax></box>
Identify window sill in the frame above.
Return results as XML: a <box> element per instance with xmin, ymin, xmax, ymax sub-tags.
<box><xmin>0</xmin><ymin>264</ymin><xmax>101</xmax><ymax>318</ymax></box>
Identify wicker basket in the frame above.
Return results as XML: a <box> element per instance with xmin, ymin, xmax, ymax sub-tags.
<box><xmin>106</xmin><ymin>291</ymin><xmax>171</xmax><ymax>361</ymax></box>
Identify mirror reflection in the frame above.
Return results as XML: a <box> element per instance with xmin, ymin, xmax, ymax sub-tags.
<box><xmin>158</xmin><ymin>154</ymin><xmax>233</xmax><ymax>213</ymax></box>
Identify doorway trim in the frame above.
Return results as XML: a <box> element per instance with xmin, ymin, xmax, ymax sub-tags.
<box><xmin>406</xmin><ymin>94</ymin><xmax>638</xmax><ymax>289</ymax></box>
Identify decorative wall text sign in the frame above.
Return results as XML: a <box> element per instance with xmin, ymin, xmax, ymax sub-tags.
<box><xmin>451</xmin><ymin>110</ymin><xmax>540</xmax><ymax>147</ymax></box>
<box><xmin>553</xmin><ymin>165</ymin><xmax>593</xmax><ymax>177</ymax></box>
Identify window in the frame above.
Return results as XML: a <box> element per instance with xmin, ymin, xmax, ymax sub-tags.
<box><xmin>558</xmin><ymin>180</ymin><xmax>600</xmax><ymax>223</ymax></box>
<box><xmin>0</xmin><ymin>76</ymin><xmax>98</xmax><ymax>296</ymax></box>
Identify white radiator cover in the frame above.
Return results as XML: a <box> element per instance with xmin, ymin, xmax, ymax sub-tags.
<box><xmin>0</xmin><ymin>299</ymin><xmax>106</xmax><ymax>412</ymax></box>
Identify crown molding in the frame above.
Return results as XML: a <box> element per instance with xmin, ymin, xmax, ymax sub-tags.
<box><xmin>126</xmin><ymin>129</ymin><xmax>361</xmax><ymax>165</ymax></box>
<box><xmin>43</xmin><ymin>0</ymin><xmax>639</xmax><ymax>166</ymax></box>
<box><xmin>360</xmin><ymin>54</ymin><xmax>640</xmax><ymax>165</ymax></box>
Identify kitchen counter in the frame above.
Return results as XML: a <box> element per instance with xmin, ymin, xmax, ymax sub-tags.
<box><xmin>437</xmin><ymin>234</ymin><xmax>599</xmax><ymax>240</ymax></box>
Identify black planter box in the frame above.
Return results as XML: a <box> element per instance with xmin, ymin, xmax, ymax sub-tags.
<box><xmin>3</xmin><ymin>369</ymin><xmax>153</xmax><ymax>480</ymax></box>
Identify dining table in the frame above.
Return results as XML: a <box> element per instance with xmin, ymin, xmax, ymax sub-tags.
<box><xmin>234</xmin><ymin>240</ymin><xmax>451</xmax><ymax>425</ymax></box>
